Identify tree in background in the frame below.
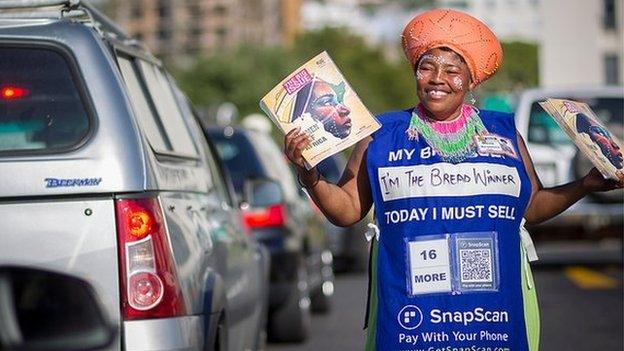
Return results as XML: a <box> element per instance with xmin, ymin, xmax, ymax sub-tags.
<box><xmin>172</xmin><ymin>29</ymin><xmax>538</xmax><ymax>120</ymax></box>
<box><xmin>172</xmin><ymin>27</ymin><xmax>416</xmax><ymax>120</ymax></box>
<box><xmin>482</xmin><ymin>41</ymin><xmax>539</xmax><ymax>93</ymax></box>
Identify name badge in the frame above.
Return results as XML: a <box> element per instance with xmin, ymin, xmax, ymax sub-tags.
<box><xmin>475</xmin><ymin>134</ymin><xmax>518</xmax><ymax>159</ymax></box>
<box><xmin>475</xmin><ymin>134</ymin><xmax>505</xmax><ymax>154</ymax></box>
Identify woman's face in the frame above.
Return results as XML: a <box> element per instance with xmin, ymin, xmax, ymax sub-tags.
<box><xmin>415</xmin><ymin>48</ymin><xmax>474</xmax><ymax>121</ymax></box>
<box><xmin>588</xmin><ymin>125</ymin><xmax>623</xmax><ymax>168</ymax></box>
<box><xmin>309</xmin><ymin>81</ymin><xmax>352</xmax><ymax>139</ymax></box>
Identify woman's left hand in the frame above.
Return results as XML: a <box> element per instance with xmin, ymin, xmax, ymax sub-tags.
<box><xmin>581</xmin><ymin>167</ymin><xmax>624</xmax><ymax>192</ymax></box>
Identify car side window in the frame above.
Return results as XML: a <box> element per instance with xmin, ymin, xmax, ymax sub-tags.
<box><xmin>117</xmin><ymin>56</ymin><xmax>171</xmax><ymax>153</ymax></box>
<box><xmin>250</xmin><ymin>132</ymin><xmax>299</xmax><ymax>201</ymax></box>
<box><xmin>137</xmin><ymin>61</ymin><xmax>198</xmax><ymax>158</ymax></box>
<box><xmin>117</xmin><ymin>55</ymin><xmax>198</xmax><ymax>158</ymax></box>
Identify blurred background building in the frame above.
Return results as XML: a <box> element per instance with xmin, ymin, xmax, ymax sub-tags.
<box><xmin>104</xmin><ymin>0</ymin><xmax>301</xmax><ymax>63</ymax></box>
<box><xmin>540</xmin><ymin>0</ymin><xmax>622</xmax><ymax>87</ymax></box>
<box><xmin>92</xmin><ymin>0</ymin><xmax>622</xmax><ymax>118</ymax></box>
<box><xmin>301</xmin><ymin>0</ymin><xmax>622</xmax><ymax>87</ymax></box>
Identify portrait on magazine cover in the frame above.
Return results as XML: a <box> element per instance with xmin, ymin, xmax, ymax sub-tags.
<box><xmin>292</xmin><ymin>77</ymin><xmax>352</xmax><ymax>140</ymax></box>
<box><xmin>575</xmin><ymin>112</ymin><xmax>624</xmax><ymax>169</ymax></box>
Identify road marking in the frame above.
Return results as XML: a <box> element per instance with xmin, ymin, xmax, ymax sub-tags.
<box><xmin>565</xmin><ymin>266</ymin><xmax>618</xmax><ymax>289</ymax></box>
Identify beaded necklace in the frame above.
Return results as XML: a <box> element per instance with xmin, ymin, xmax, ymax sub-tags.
<box><xmin>406</xmin><ymin>103</ymin><xmax>487</xmax><ymax>163</ymax></box>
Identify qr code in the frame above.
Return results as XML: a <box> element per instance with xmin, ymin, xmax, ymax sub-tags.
<box><xmin>459</xmin><ymin>249</ymin><xmax>492</xmax><ymax>282</ymax></box>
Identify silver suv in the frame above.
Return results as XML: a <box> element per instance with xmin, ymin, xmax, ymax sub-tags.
<box><xmin>0</xmin><ymin>1</ymin><xmax>269</xmax><ymax>350</ymax></box>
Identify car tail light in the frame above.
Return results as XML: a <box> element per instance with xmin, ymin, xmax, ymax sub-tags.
<box><xmin>1</xmin><ymin>86</ymin><xmax>29</xmax><ymax>100</ymax></box>
<box><xmin>243</xmin><ymin>204</ymin><xmax>287</xmax><ymax>229</ymax></box>
<box><xmin>115</xmin><ymin>198</ymin><xmax>186</xmax><ymax>320</ymax></box>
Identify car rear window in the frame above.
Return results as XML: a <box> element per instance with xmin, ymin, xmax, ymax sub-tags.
<box><xmin>318</xmin><ymin>155</ymin><xmax>343</xmax><ymax>183</ymax></box>
<box><xmin>528</xmin><ymin>97</ymin><xmax>623</xmax><ymax>145</ymax></box>
<box><xmin>0</xmin><ymin>47</ymin><xmax>90</xmax><ymax>153</ymax></box>
<box><xmin>207</xmin><ymin>129</ymin><xmax>265</xmax><ymax>193</ymax></box>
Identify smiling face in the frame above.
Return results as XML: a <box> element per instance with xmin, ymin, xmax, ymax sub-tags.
<box><xmin>308</xmin><ymin>81</ymin><xmax>352</xmax><ymax>139</ymax></box>
<box><xmin>415</xmin><ymin>47</ymin><xmax>474</xmax><ymax>121</ymax></box>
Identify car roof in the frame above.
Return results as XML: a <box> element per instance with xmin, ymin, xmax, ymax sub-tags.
<box><xmin>518</xmin><ymin>86</ymin><xmax>624</xmax><ymax>100</ymax></box>
<box><xmin>0</xmin><ymin>1</ymin><xmax>156</xmax><ymax>62</ymax></box>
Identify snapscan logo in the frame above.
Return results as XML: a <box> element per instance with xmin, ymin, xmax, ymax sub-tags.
<box><xmin>397</xmin><ymin>305</ymin><xmax>423</xmax><ymax>330</ymax></box>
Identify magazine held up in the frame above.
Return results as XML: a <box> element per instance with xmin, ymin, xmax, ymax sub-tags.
<box><xmin>260</xmin><ymin>51</ymin><xmax>381</xmax><ymax>169</ymax></box>
<box><xmin>539</xmin><ymin>98</ymin><xmax>623</xmax><ymax>180</ymax></box>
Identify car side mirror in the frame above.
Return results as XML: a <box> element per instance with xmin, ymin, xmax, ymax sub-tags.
<box><xmin>0</xmin><ymin>266</ymin><xmax>115</xmax><ymax>351</ymax></box>
<box><xmin>242</xmin><ymin>178</ymin><xmax>284</xmax><ymax>208</ymax></box>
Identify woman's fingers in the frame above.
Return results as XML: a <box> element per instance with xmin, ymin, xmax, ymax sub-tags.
<box><xmin>284</xmin><ymin>127</ymin><xmax>311</xmax><ymax>168</ymax></box>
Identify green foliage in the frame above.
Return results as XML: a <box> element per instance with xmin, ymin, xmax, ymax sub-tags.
<box><xmin>171</xmin><ymin>30</ymin><xmax>539</xmax><ymax>120</ymax></box>
<box><xmin>172</xmin><ymin>27</ymin><xmax>417</xmax><ymax>119</ymax></box>
<box><xmin>480</xmin><ymin>41</ymin><xmax>539</xmax><ymax>93</ymax></box>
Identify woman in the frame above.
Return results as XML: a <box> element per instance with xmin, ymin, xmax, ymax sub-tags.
<box><xmin>284</xmin><ymin>9</ymin><xmax>623</xmax><ymax>351</ymax></box>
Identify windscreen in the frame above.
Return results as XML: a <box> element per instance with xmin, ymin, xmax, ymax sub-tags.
<box><xmin>528</xmin><ymin>97</ymin><xmax>623</xmax><ymax>145</ymax></box>
<box><xmin>0</xmin><ymin>47</ymin><xmax>90</xmax><ymax>153</ymax></box>
<box><xmin>207</xmin><ymin>130</ymin><xmax>265</xmax><ymax>194</ymax></box>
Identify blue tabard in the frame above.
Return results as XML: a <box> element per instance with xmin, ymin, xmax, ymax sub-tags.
<box><xmin>366</xmin><ymin>108</ymin><xmax>532</xmax><ymax>350</ymax></box>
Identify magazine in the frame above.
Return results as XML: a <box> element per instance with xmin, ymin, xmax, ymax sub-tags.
<box><xmin>539</xmin><ymin>98</ymin><xmax>623</xmax><ymax>180</ymax></box>
<box><xmin>259</xmin><ymin>51</ymin><xmax>381</xmax><ymax>169</ymax></box>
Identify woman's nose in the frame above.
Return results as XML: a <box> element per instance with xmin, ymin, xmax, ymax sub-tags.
<box><xmin>338</xmin><ymin>104</ymin><xmax>350</xmax><ymax>116</ymax></box>
<box><xmin>430</xmin><ymin>68</ymin><xmax>444</xmax><ymax>83</ymax></box>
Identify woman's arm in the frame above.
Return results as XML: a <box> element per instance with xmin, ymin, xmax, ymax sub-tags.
<box><xmin>285</xmin><ymin>128</ymin><xmax>373</xmax><ymax>227</ymax></box>
<box><xmin>517</xmin><ymin>132</ymin><xmax>624</xmax><ymax>225</ymax></box>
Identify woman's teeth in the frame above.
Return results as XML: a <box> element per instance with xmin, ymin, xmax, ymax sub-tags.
<box><xmin>428</xmin><ymin>90</ymin><xmax>448</xmax><ymax>98</ymax></box>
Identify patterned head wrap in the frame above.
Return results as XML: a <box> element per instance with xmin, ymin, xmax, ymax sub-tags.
<box><xmin>401</xmin><ymin>8</ymin><xmax>503</xmax><ymax>85</ymax></box>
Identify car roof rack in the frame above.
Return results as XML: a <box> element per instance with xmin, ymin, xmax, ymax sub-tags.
<box><xmin>0</xmin><ymin>0</ymin><xmax>129</xmax><ymax>41</ymax></box>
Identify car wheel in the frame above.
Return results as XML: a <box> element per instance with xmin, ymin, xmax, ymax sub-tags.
<box><xmin>351</xmin><ymin>241</ymin><xmax>370</xmax><ymax>273</ymax></box>
<box><xmin>214</xmin><ymin>314</ymin><xmax>228</xmax><ymax>351</ymax></box>
<box><xmin>268</xmin><ymin>264</ymin><xmax>311</xmax><ymax>342</ymax></box>
<box><xmin>310</xmin><ymin>284</ymin><xmax>332</xmax><ymax>313</ymax></box>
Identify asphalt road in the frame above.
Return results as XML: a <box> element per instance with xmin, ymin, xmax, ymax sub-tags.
<box><xmin>267</xmin><ymin>264</ymin><xmax>623</xmax><ymax>351</ymax></box>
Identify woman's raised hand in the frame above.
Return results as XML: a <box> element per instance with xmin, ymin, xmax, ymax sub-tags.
<box><xmin>284</xmin><ymin>127</ymin><xmax>311</xmax><ymax>171</ymax></box>
<box><xmin>581</xmin><ymin>167</ymin><xmax>624</xmax><ymax>192</ymax></box>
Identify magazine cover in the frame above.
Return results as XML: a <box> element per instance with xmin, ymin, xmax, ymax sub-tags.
<box><xmin>260</xmin><ymin>51</ymin><xmax>381</xmax><ymax>169</ymax></box>
<box><xmin>539</xmin><ymin>98</ymin><xmax>623</xmax><ymax>180</ymax></box>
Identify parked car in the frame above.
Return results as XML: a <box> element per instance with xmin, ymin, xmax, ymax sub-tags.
<box><xmin>0</xmin><ymin>2</ymin><xmax>269</xmax><ymax>350</ymax></box>
<box><xmin>206</xmin><ymin>125</ymin><xmax>334</xmax><ymax>342</ymax></box>
<box><xmin>514</xmin><ymin>86</ymin><xmax>623</xmax><ymax>239</ymax></box>
<box><xmin>316</xmin><ymin>153</ymin><xmax>372</xmax><ymax>272</ymax></box>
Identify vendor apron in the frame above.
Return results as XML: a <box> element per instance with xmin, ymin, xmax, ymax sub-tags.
<box><xmin>365</xmin><ymin>108</ymin><xmax>532</xmax><ymax>351</ymax></box>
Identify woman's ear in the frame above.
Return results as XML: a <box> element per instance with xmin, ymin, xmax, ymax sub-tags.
<box><xmin>468</xmin><ymin>80</ymin><xmax>477</xmax><ymax>91</ymax></box>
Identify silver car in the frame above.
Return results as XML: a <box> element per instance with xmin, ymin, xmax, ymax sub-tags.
<box><xmin>0</xmin><ymin>1</ymin><xmax>269</xmax><ymax>350</ymax></box>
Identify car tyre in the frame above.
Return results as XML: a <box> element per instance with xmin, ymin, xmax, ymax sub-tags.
<box><xmin>310</xmin><ymin>284</ymin><xmax>332</xmax><ymax>313</ymax></box>
<box><xmin>268</xmin><ymin>265</ymin><xmax>311</xmax><ymax>343</ymax></box>
<box><xmin>214</xmin><ymin>314</ymin><xmax>228</xmax><ymax>351</ymax></box>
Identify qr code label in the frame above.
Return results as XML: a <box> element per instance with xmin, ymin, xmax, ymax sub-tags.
<box><xmin>455</xmin><ymin>236</ymin><xmax>498</xmax><ymax>291</ymax></box>
<box><xmin>459</xmin><ymin>249</ymin><xmax>492</xmax><ymax>283</ymax></box>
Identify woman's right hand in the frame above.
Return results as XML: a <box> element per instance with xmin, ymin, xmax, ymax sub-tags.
<box><xmin>284</xmin><ymin>127</ymin><xmax>321</xmax><ymax>188</ymax></box>
<box><xmin>284</xmin><ymin>127</ymin><xmax>310</xmax><ymax>171</ymax></box>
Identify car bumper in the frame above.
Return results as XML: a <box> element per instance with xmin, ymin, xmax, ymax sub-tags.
<box><xmin>124</xmin><ymin>315</ymin><xmax>204</xmax><ymax>351</ymax></box>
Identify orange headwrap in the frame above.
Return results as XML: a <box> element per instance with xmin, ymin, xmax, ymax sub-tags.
<box><xmin>401</xmin><ymin>8</ymin><xmax>503</xmax><ymax>85</ymax></box>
